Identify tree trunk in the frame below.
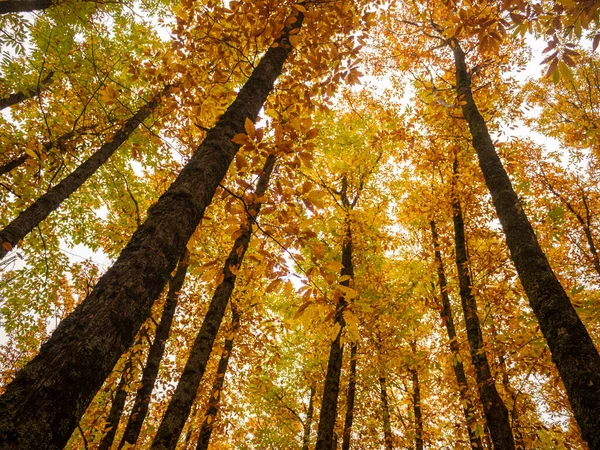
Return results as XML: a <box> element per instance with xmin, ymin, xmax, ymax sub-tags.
<box><xmin>410</xmin><ymin>368</ymin><xmax>423</xmax><ymax>450</ymax></box>
<box><xmin>429</xmin><ymin>220</ymin><xmax>484</xmax><ymax>450</ymax></box>
<box><xmin>0</xmin><ymin>124</ymin><xmax>100</xmax><ymax>178</ymax></box>
<box><xmin>451</xmin><ymin>181</ymin><xmax>515</xmax><ymax>449</ymax></box>
<box><xmin>452</xmin><ymin>38</ymin><xmax>600</xmax><ymax>448</ymax></box>
<box><xmin>379</xmin><ymin>376</ymin><xmax>393</xmax><ymax>450</ymax></box>
<box><xmin>341</xmin><ymin>343</ymin><xmax>357</xmax><ymax>450</ymax></box>
<box><xmin>0</xmin><ymin>0</ymin><xmax>54</xmax><ymax>14</ymax></box>
<box><xmin>0</xmin><ymin>87</ymin><xmax>169</xmax><ymax>260</ymax></box>
<box><xmin>0</xmin><ymin>71</ymin><xmax>54</xmax><ymax>110</ymax></box>
<box><xmin>195</xmin><ymin>306</ymin><xmax>239</xmax><ymax>450</ymax></box>
<box><xmin>302</xmin><ymin>386</ymin><xmax>315</xmax><ymax>450</ymax></box>
<box><xmin>97</xmin><ymin>359</ymin><xmax>133</xmax><ymax>450</ymax></box>
<box><xmin>0</xmin><ymin>8</ymin><xmax>303</xmax><ymax>447</ymax></box>
<box><xmin>151</xmin><ymin>154</ymin><xmax>277</xmax><ymax>450</ymax></box>
<box><xmin>117</xmin><ymin>250</ymin><xmax>190</xmax><ymax>449</ymax></box>
<box><xmin>315</xmin><ymin>221</ymin><xmax>354</xmax><ymax>450</ymax></box>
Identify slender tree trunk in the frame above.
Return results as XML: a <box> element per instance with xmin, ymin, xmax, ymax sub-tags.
<box><xmin>410</xmin><ymin>368</ymin><xmax>423</xmax><ymax>450</ymax></box>
<box><xmin>0</xmin><ymin>8</ymin><xmax>303</xmax><ymax>447</ymax></box>
<box><xmin>97</xmin><ymin>359</ymin><xmax>133</xmax><ymax>450</ymax></box>
<box><xmin>451</xmin><ymin>39</ymin><xmax>600</xmax><ymax>448</ymax></box>
<box><xmin>0</xmin><ymin>71</ymin><xmax>54</xmax><ymax>110</ymax></box>
<box><xmin>117</xmin><ymin>250</ymin><xmax>190</xmax><ymax>449</ymax></box>
<box><xmin>341</xmin><ymin>343</ymin><xmax>357</xmax><ymax>450</ymax></box>
<box><xmin>0</xmin><ymin>124</ymin><xmax>100</xmax><ymax>178</ymax></box>
<box><xmin>379</xmin><ymin>376</ymin><xmax>393</xmax><ymax>450</ymax></box>
<box><xmin>429</xmin><ymin>220</ymin><xmax>484</xmax><ymax>450</ymax></box>
<box><xmin>302</xmin><ymin>386</ymin><xmax>316</xmax><ymax>450</ymax></box>
<box><xmin>451</xmin><ymin>183</ymin><xmax>515</xmax><ymax>449</ymax></box>
<box><xmin>195</xmin><ymin>306</ymin><xmax>239</xmax><ymax>450</ymax></box>
<box><xmin>0</xmin><ymin>155</ymin><xmax>28</xmax><ymax>177</ymax></box>
<box><xmin>151</xmin><ymin>154</ymin><xmax>277</xmax><ymax>450</ymax></box>
<box><xmin>0</xmin><ymin>87</ymin><xmax>169</xmax><ymax>260</ymax></box>
<box><xmin>315</xmin><ymin>221</ymin><xmax>354</xmax><ymax>450</ymax></box>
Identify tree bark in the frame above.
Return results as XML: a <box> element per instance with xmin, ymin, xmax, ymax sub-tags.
<box><xmin>117</xmin><ymin>250</ymin><xmax>190</xmax><ymax>449</ymax></box>
<box><xmin>97</xmin><ymin>359</ymin><xmax>133</xmax><ymax>450</ymax></box>
<box><xmin>315</xmin><ymin>221</ymin><xmax>354</xmax><ymax>450</ymax></box>
<box><xmin>410</xmin><ymin>368</ymin><xmax>423</xmax><ymax>450</ymax></box>
<box><xmin>0</xmin><ymin>7</ymin><xmax>302</xmax><ymax>447</ymax></box>
<box><xmin>151</xmin><ymin>154</ymin><xmax>277</xmax><ymax>450</ymax></box>
<box><xmin>429</xmin><ymin>220</ymin><xmax>484</xmax><ymax>450</ymax></box>
<box><xmin>341</xmin><ymin>343</ymin><xmax>357</xmax><ymax>450</ymax></box>
<box><xmin>379</xmin><ymin>376</ymin><xmax>393</xmax><ymax>450</ymax></box>
<box><xmin>451</xmin><ymin>189</ymin><xmax>515</xmax><ymax>449</ymax></box>
<box><xmin>195</xmin><ymin>306</ymin><xmax>239</xmax><ymax>450</ymax></box>
<box><xmin>452</xmin><ymin>38</ymin><xmax>600</xmax><ymax>448</ymax></box>
<box><xmin>0</xmin><ymin>71</ymin><xmax>54</xmax><ymax>110</ymax></box>
<box><xmin>0</xmin><ymin>87</ymin><xmax>169</xmax><ymax>260</ymax></box>
<box><xmin>302</xmin><ymin>386</ymin><xmax>315</xmax><ymax>450</ymax></box>
<box><xmin>0</xmin><ymin>155</ymin><xmax>28</xmax><ymax>177</ymax></box>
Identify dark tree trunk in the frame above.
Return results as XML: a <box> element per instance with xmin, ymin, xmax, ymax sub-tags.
<box><xmin>0</xmin><ymin>8</ymin><xmax>302</xmax><ymax>447</ymax></box>
<box><xmin>451</xmin><ymin>183</ymin><xmax>515</xmax><ymax>449</ymax></box>
<box><xmin>379</xmin><ymin>376</ymin><xmax>393</xmax><ymax>450</ymax></box>
<box><xmin>341</xmin><ymin>343</ymin><xmax>357</xmax><ymax>450</ymax></box>
<box><xmin>0</xmin><ymin>124</ymin><xmax>101</xmax><ymax>178</ymax></box>
<box><xmin>0</xmin><ymin>0</ymin><xmax>54</xmax><ymax>13</ymax></box>
<box><xmin>0</xmin><ymin>71</ymin><xmax>54</xmax><ymax>110</ymax></box>
<box><xmin>195</xmin><ymin>306</ymin><xmax>239</xmax><ymax>450</ymax></box>
<box><xmin>302</xmin><ymin>386</ymin><xmax>315</xmax><ymax>450</ymax></box>
<box><xmin>410</xmin><ymin>369</ymin><xmax>423</xmax><ymax>450</ymax></box>
<box><xmin>151</xmin><ymin>154</ymin><xmax>277</xmax><ymax>450</ymax></box>
<box><xmin>429</xmin><ymin>220</ymin><xmax>484</xmax><ymax>450</ymax></box>
<box><xmin>452</xmin><ymin>38</ymin><xmax>600</xmax><ymax>448</ymax></box>
<box><xmin>0</xmin><ymin>155</ymin><xmax>28</xmax><ymax>177</ymax></box>
<box><xmin>117</xmin><ymin>251</ymin><xmax>190</xmax><ymax>449</ymax></box>
<box><xmin>97</xmin><ymin>359</ymin><xmax>133</xmax><ymax>450</ymax></box>
<box><xmin>0</xmin><ymin>88</ymin><xmax>169</xmax><ymax>260</ymax></box>
<box><xmin>315</xmin><ymin>221</ymin><xmax>354</xmax><ymax>450</ymax></box>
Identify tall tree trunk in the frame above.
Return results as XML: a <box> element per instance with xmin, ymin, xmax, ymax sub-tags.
<box><xmin>97</xmin><ymin>359</ymin><xmax>133</xmax><ymax>450</ymax></box>
<box><xmin>0</xmin><ymin>124</ymin><xmax>100</xmax><ymax>178</ymax></box>
<box><xmin>379</xmin><ymin>376</ymin><xmax>393</xmax><ymax>450</ymax></box>
<box><xmin>0</xmin><ymin>0</ymin><xmax>55</xmax><ymax>14</ymax></box>
<box><xmin>451</xmin><ymin>182</ymin><xmax>515</xmax><ymax>449</ymax></box>
<box><xmin>410</xmin><ymin>368</ymin><xmax>423</xmax><ymax>450</ymax></box>
<box><xmin>452</xmin><ymin>38</ymin><xmax>600</xmax><ymax>448</ymax></box>
<box><xmin>195</xmin><ymin>306</ymin><xmax>240</xmax><ymax>450</ymax></box>
<box><xmin>117</xmin><ymin>250</ymin><xmax>190</xmax><ymax>449</ymax></box>
<box><xmin>429</xmin><ymin>220</ymin><xmax>484</xmax><ymax>450</ymax></box>
<box><xmin>151</xmin><ymin>154</ymin><xmax>277</xmax><ymax>450</ymax></box>
<box><xmin>315</xmin><ymin>221</ymin><xmax>354</xmax><ymax>450</ymax></box>
<box><xmin>0</xmin><ymin>71</ymin><xmax>54</xmax><ymax>110</ymax></box>
<box><xmin>302</xmin><ymin>386</ymin><xmax>316</xmax><ymax>450</ymax></box>
<box><xmin>0</xmin><ymin>8</ymin><xmax>303</xmax><ymax>447</ymax></box>
<box><xmin>0</xmin><ymin>87</ymin><xmax>169</xmax><ymax>260</ymax></box>
<box><xmin>341</xmin><ymin>343</ymin><xmax>357</xmax><ymax>450</ymax></box>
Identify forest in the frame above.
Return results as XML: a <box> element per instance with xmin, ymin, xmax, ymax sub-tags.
<box><xmin>0</xmin><ymin>0</ymin><xmax>599</xmax><ymax>448</ymax></box>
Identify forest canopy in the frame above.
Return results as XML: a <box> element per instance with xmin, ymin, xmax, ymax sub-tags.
<box><xmin>0</xmin><ymin>0</ymin><xmax>600</xmax><ymax>449</ymax></box>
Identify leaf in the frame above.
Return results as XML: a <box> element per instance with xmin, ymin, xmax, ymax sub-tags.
<box><xmin>244</xmin><ymin>117</ymin><xmax>255</xmax><ymax>139</ymax></box>
<box><xmin>2</xmin><ymin>242</ymin><xmax>13</xmax><ymax>251</ymax></box>
<box><xmin>323</xmin><ymin>260</ymin><xmax>344</xmax><ymax>272</ymax></box>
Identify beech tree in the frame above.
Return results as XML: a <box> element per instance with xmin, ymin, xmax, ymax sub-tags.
<box><xmin>1</xmin><ymin>0</ymin><xmax>600</xmax><ymax>449</ymax></box>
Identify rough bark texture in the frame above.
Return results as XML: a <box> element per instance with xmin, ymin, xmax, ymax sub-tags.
<box><xmin>315</xmin><ymin>221</ymin><xmax>354</xmax><ymax>450</ymax></box>
<box><xmin>0</xmin><ymin>88</ymin><xmax>168</xmax><ymax>260</ymax></box>
<box><xmin>0</xmin><ymin>71</ymin><xmax>54</xmax><ymax>110</ymax></box>
<box><xmin>97</xmin><ymin>360</ymin><xmax>133</xmax><ymax>450</ymax></box>
<box><xmin>0</xmin><ymin>10</ymin><xmax>301</xmax><ymax>447</ymax></box>
<box><xmin>341</xmin><ymin>343</ymin><xmax>357</xmax><ymax>450</ymax></box>
<box><xmin>0</xmin><ymin>0</ymin><xmax>54</xmax><ymax>13</ymax></box>
<box><xmin>379</xmin><ymin>376</ymin><xmax>393</xmax><ymax>450</ymax></box>
<box><xmin>117</xmin><ymin>251</ymin><xmax>190</xmax><ymax>449</ymax></box>
<box><xmin>411</xmin><ymin>369</ymin><xmax>423</xmax><ymax>450</ymax></box>
<box><xmin>430</xmin><ymin>220</ymin><xmax>484</xmax><ymax>450</ymax></box>
<box><xmin>452</xmin><ymin>38</ymin><xmax>600</xmax><ymax>448</ymax></box>
<box><xmin>195</xmin><ymin>307</ymin><xmax>239</xmax><ymax>450</ymax></box>
<box><xmin>302</xmin><ymin>386</ymin><xmax>315</xmax><ymax>450</ymax></box>
<box><xmin>151</xmin><ymin>154</ymin><xmax>277</xmax><ymax>450</ymax></box>
<box><xmin>452</xmin><ymin>193</ymin><xmax>515</xmax><ymax>450</ymax></box>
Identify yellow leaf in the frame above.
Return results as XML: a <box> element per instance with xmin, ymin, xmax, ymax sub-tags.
<box><xmin>323</xmin><ymin>260</ymin><xmax>344</xmax><ymax>272</ymax></box>
<box><xmin>244</xmin><ymin>117</ymin><xmax>255</xmax><ymax>139</ymax></box>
